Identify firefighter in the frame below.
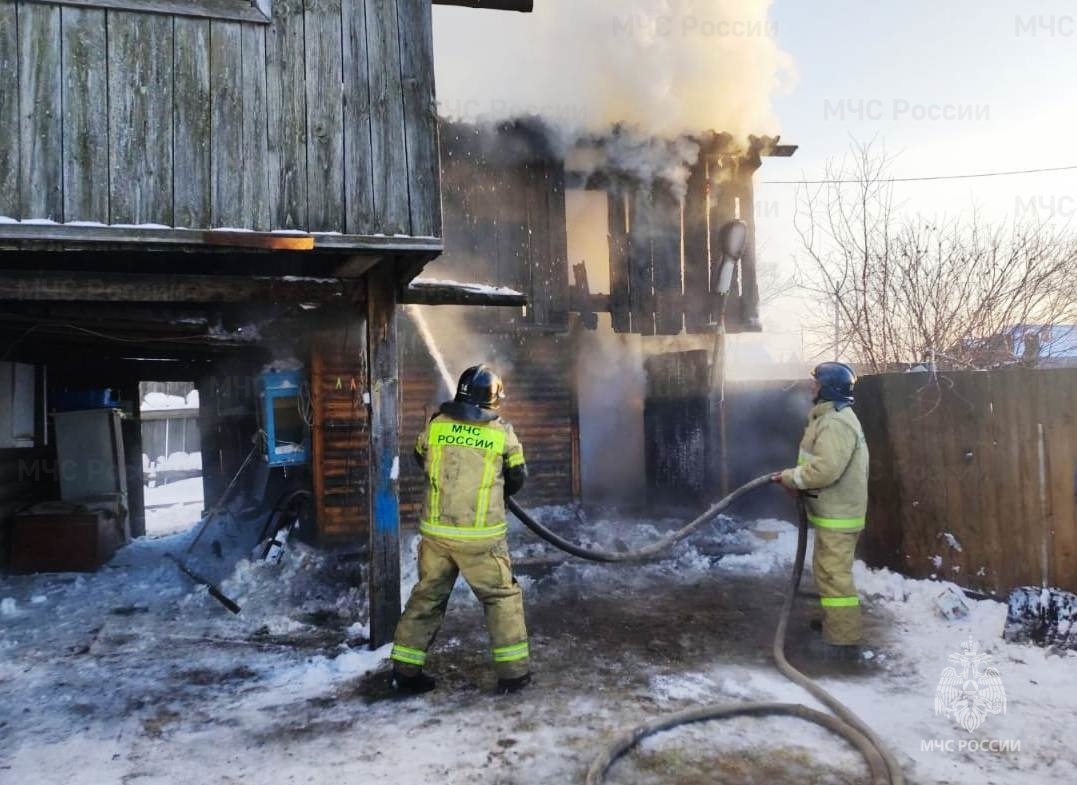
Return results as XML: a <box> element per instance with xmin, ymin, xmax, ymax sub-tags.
<box><xmin>391</xmin><ymin>365</ymin><xmax>531</xmax><ymax>695</ymax></box>
<box><xmin>772</xmin><ymin>362</ymin><xmax>869</xmax><ymax>658</ymax></box>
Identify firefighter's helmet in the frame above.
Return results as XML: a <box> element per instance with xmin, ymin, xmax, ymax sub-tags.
<box><xmin>812</xmin><ymin>362</ymin><xmax>857</xmax><ymax>409</ymax></box>
<box><xmin>455</xmin><ymin>365</ymin><xmax>505</xmax><ymax>410</ymax></box>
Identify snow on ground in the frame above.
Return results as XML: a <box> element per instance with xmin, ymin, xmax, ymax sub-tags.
<box><xmin>0</xmin><ymin>507</ymin><xmax>1074</xmax><ymax>785</ymax></box>
<box><xmin>143</xmin><ymin>476</ymin><xmax>205</xmax><ymax>537</ymax></box>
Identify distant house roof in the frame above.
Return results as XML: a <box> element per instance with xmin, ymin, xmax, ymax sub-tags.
<box><xmin>1006</xmin><ymin>324</ymin><xmax>1077</xmax><ymax>361</ymax></box>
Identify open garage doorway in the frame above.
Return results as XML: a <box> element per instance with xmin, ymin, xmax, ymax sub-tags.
<box><xmin>139</xmin><ymin>381</ymin><xmax>203</xmax><ymax>537</ymax></box>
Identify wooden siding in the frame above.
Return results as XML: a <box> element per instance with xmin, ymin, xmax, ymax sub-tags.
<box><xmin>0</xmin><ymin>0</ymin><xmax>441</xmax><ymax>241</ymax></box>
<box><xmin>858</xmin><ymin>369</ymin><xmax>1077</xmax><ymax>595</ymax></box>
<box><xmin>310</xmin><ymin>324</ymin><xmax>370</xmax><ymax>544</ymax></box>
<box><xmin>438</xmin><ymin>122</ymin><xmax>570</xmax><ymax>331</ymax></box>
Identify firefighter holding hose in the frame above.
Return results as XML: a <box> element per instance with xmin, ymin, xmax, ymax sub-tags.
<box><xmin>773</xmin><ymin>362</ymin><xmax>869</xmax><ymax>659</ymax></box>
<box><xmin>391</xmin><ymin>365</ymin><xmax>532</xmax><ymax>695</ymax></box>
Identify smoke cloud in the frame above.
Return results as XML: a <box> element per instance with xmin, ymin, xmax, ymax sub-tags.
<box><xmin>433</xmin><ymin>0</ymin><xmax>794</xmax><ymax>140</ymax></box>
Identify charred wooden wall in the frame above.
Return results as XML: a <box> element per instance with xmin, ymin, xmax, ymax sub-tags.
<box><xmin>642</xmin><ymin>352</ymin><xmax>811</xmax><ymax>514</ymax></box>
<box><xmin>606</xmin><ymin>140</ymin><xmax>764</xmax><ymax>337</ymax></box>
<box><xmin>399</xmin><ymin>321</ymin><xmax>578</xmax><ymax>523</ymax></box>
<box><xmin>438</xmin><ymin>121</ymin><xmax>569</xmax><ymax>331</ymax></box>
<box><xmin>0</xmin><ymin>0</ymin><xmax>440</xmax><ymax>239</ymax></box>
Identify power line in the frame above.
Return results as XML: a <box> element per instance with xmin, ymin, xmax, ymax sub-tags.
<box><xmin>762</xmin><ymin>163</ymin><xmax>1077</xmax><ymax>185</ymax></box>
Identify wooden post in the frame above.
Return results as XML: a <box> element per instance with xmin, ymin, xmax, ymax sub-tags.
<box><xmin>651</xmin><ymin>184</ymin><xmax>683</xmax><ymax>336</ymax></box>
<box><xmin>119</xmin><ymin>378</ymin><xmax>146</xmax><ymax>539</ymax></box>
<box><xmin>682</xmin><ymin>159</ymin><xmax>711</xmax><ymax>334</ymax></box>
<box><xmin>627</xmin><ymin>187</ymin><xmax>656</xmax><ymax>336</ymax></box>
<box><xmin>607</xmin><ymin>187</ymin><xmax>631</xmax><ymax>334</ymax></box>
<box><xmin>734</xmin><ymin>159</ymin><xmax>762</xmax><ymax>330</ymax></box>
<box><xmin>366</xmin><ymin>262</ymin><xmax>401</xmax><ymax>649</ymax></box>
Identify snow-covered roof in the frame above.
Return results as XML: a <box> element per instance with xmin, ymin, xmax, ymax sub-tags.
<box><xmin>1006</xmin><ymin>324</ymin><xmax>1077</xmax><ymax>360</ymax></box>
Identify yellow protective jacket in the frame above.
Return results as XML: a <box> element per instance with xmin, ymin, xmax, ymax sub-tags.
<box><xmin>416</xmin><ymin>413</ymin><xmax>526</xmax><ymax>541</ymax></box>
<box><xmin>780</xmin><ymin>401</ymin><xmax>869</xmax><ymax>531</ymax></box>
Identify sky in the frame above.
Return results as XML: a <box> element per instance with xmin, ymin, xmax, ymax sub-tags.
<box><xmin>754</xmin><ymin>0</ymin><xmax>1077</xmax><ymax>357</ymax></box>
<box><xmin>431</xmin><ymin>0</ymin><xmax>1077</xmax><ymax>362</ymax></box>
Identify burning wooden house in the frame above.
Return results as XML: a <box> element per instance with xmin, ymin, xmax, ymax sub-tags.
<box><xmin>402</xmin><ymin>119</ymin><xmax>795</xmax><ymax>515</ymax></box>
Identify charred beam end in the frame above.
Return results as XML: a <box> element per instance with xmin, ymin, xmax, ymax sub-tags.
<box><xmin>0</xmin><ymin>271</ymin><xmax>362</xmax><ymax>304</ymax></box>
<box><xmin>402</xmin><ymin>279</ymin><xmax>528</xmax><ymax>308</ymax></box>
<box><xmin>432</xmin><ymin>0</ymin><xmax>534</xmax><ymax>11</ymax></box>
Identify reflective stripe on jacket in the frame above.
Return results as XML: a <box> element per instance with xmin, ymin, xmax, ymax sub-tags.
<box><xmin>781</xmin><ymin>401</ymin><xmax>869</xmax><ymax>531</ymax></box>
<box><xmin>416</xmin><ymin>414</ymin><xmax>525</xmax><ymax>540</ymax></box>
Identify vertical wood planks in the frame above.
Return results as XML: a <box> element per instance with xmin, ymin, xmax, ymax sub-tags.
<box><xmin>396</xmin><ymin>0</ymin><xmax>441</xmax><ymax>238</ymax></box>
<box><xmin>107</xmin><ymin>11</ymin><xmax>173</xmax><ymax>225</ymax></box>
<box><xmin>18</xmin><ymin>2</ymin><xmax>62</xmax><ymax>220</ymax></box>
<box><xmin>1044</xmin><ymin>372</ymin><xmax>1077</xmax><ymax>589</ymax></box>
<box><xmin>651</xmin><ymin>183</ymin><xmax>683</xmax><ymax>336</ymax></box>
<box><xmin>266</xmin><ymin>0</ymin><xmax>308</xmax><ymax>229</ymax></box>
<box><xmin>860</xmin><ymin>368</ymin><xmax>1077</xmax><ymax>595</ymax></box>
<box><xmin>682</xmin><ymin>160</ymin><xmax>710</xmax><ymax>333</ymax></box>
<box><xmin>524</xmin><ymin>161</ymin><xmax>550</xmax><ymax>325</ymax></box>
<box><xmin>708</xmin><ymin>166</ymin><xmax>739</xmax><ymax>327</ymax></box>
<box><xmin>173</xmin><ymin>17</ymin><xmax>211</xmax><ymax>228</ymax></box>
<box><xmin>733</xmin><ymin>163</ymin><xmax>760</xmax><ymax>327</ymax></box>
<box><xmin>240</xmin><ymin>23</ymin><xmax>270</xmax><ymax>229</ymax></box>
<box><xmin>0</xmin><ymin>0</ymin><xmax>443</xmax><ymax>238</ymax></box>
<box><xmin>342</xmin><ymin>0</ymin><xmax>375</xmax><ymax>233</ymax></box>
<box><xmin>366</xmin><ymin>263</ymin><xmax>401</xmax><ymax>648</ymax></box>
<box><xmin>365</xmin><ymin>0</ymin><xmax>409</xmax><ymax>234</ymax></box>
<box><xmin>544</xmin><ymin>159</ymin><xmax>570</xmax><ymax>329</ymax></box>
<box><xmin>0</xmin><ymin>0</ymin><xmax>18</xmax><ymax>218</ymax></box>
<box><xmin>61</xmin><ymin>6</ymin><xmax>109</xmax><ymax>223</ymax></box>
<box><xmin>304</xmin><ymin>0</ymin><xmax>345</xmax><ymax>232</ymax></box>
<box><xmin>627</xmin><ymin>187</ymin><xmax>656</xmax><ymax>336</ymax></box>
<box><xmin>210</xmin><ymin>20</ymin><xmax>243</xmax><ymax>227</ymax></box>
<box><xmin>606</xmin><ymin>187</ymin><xmax>631</xmax><ymax>333</ymax></box>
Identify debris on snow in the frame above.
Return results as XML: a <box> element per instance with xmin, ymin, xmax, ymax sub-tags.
<box><xmin>1004</xmin><ymin>585</ymin><xmax>1077</xmax><ymax>650</ymax></box>
<box><xmin>933</xmin><ymin>585</ymin><xmax>971</xmax><ymax>620</ymax></box>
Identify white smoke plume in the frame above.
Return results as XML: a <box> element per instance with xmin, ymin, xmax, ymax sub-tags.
<box><xmin>433</xmin><ymin>0</ymin><xmax>795</xmax><ymax>140</ymax></box>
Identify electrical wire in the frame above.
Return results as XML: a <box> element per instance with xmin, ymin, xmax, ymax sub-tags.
<box><xmin>762</xmin><ymin>163</ymin><xmax>1077</xmax><ymax>185</ymax></box>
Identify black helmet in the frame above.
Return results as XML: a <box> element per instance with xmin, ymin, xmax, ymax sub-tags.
<box><xmin>812</xmin><ymin>362</ymin><xmax>857</xmax><ymax>409</ymax></box>
<box><xmin>455</xmin><ymin>364</ymin><xmax>505</xmax><ymax>410</ymax></box>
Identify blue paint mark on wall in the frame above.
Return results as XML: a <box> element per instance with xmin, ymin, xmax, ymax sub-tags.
<box><xmin>374</xmin><ymin>487</ymin><xmax>400</xmax><ymax>533</ymax></box>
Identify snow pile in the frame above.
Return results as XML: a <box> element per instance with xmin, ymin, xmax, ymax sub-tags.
<box><xmin>141</xmin><ymin>392</ymin><xmax>196</xmax><ymax>412</ymax></box>
<box><xmin>151</xmin><ymin>451</ymin><xmax>202</xmax><ymax>472</ymax></box>
<box><xmin>210</xmin><ymin>543</ymin><xmax>367</xmax><ymax>638</ymax></box>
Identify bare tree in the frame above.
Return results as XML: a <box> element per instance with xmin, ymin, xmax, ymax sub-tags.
<box><xmin>794</xmin><ymin>140</ymin><xmax>1077</xmax><ymax>372</ymax></box>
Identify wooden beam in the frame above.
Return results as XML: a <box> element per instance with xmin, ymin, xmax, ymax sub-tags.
<box><xmin>0</xmin><ymin>223</ymin><xmax>442</xmax><ymax>254</ymax></box>
<box><xmin>23</xmin><ymin>0</ymin><xmax>274</xmax><ymax>24</ymax></box>
<box><xmin>607</xmin><ymin>188</ymin><xmax>631</xmax><ymax>334</ymax></box>
<box><xmin>432</xmin><ymin>0</ymin><xmax>533</xmax><ymax>11</ymax></box>
<box><xmin>402</xmin><ymin>279</ymin><xmax>527</xmax><ymax>307</ymax></box>
<box><xmin>366</xmin><ymin>263</ymin><xmax>401</xmax><ymax>649</ymax></box>
<box><xmin>651</xmin><ymin>185</ymin><xmax>683</xmax><ymax>336</ymax></box>
<box><xmin>683</xmin><ymin>159</ymin><xmax>711</xmax><ymax>334</ymax></box>
<box><xmin>0</xmin><ymin>271</ymin><xmax>362</xmax><ymax>304</ymax></box>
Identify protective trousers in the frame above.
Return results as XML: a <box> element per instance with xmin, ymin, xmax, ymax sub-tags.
<box><xmin>813</xmin><ymin>527</ymin><xmax>862</xmax><ymax>645</ymax></box>
<box><xmin>392</xmin><ymin>536</ymin><xmax>530</xmax><ymax>679</ymax></box>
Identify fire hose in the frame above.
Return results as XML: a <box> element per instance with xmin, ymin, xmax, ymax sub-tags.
<box><xmin>506</xmin><ymin>477</ymin><xmax>905</xmax><ymax>785</ymax></box>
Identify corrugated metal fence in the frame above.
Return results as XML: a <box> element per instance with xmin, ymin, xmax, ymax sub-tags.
<box><xmin>858</xmin><ymin>368</ymin><xmax>1077</xmax><ymax>595</ymax></box>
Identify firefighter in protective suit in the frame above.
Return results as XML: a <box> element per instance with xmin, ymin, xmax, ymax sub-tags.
<box><xmin>391</xmin><ymin>365</ymin><xmax>531</xmax><ymax>695</ymax></box>
<box><xmin>772</xmin><ymin>362</ymin><xmax>869</xmax><ymax>658</ymax></box>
